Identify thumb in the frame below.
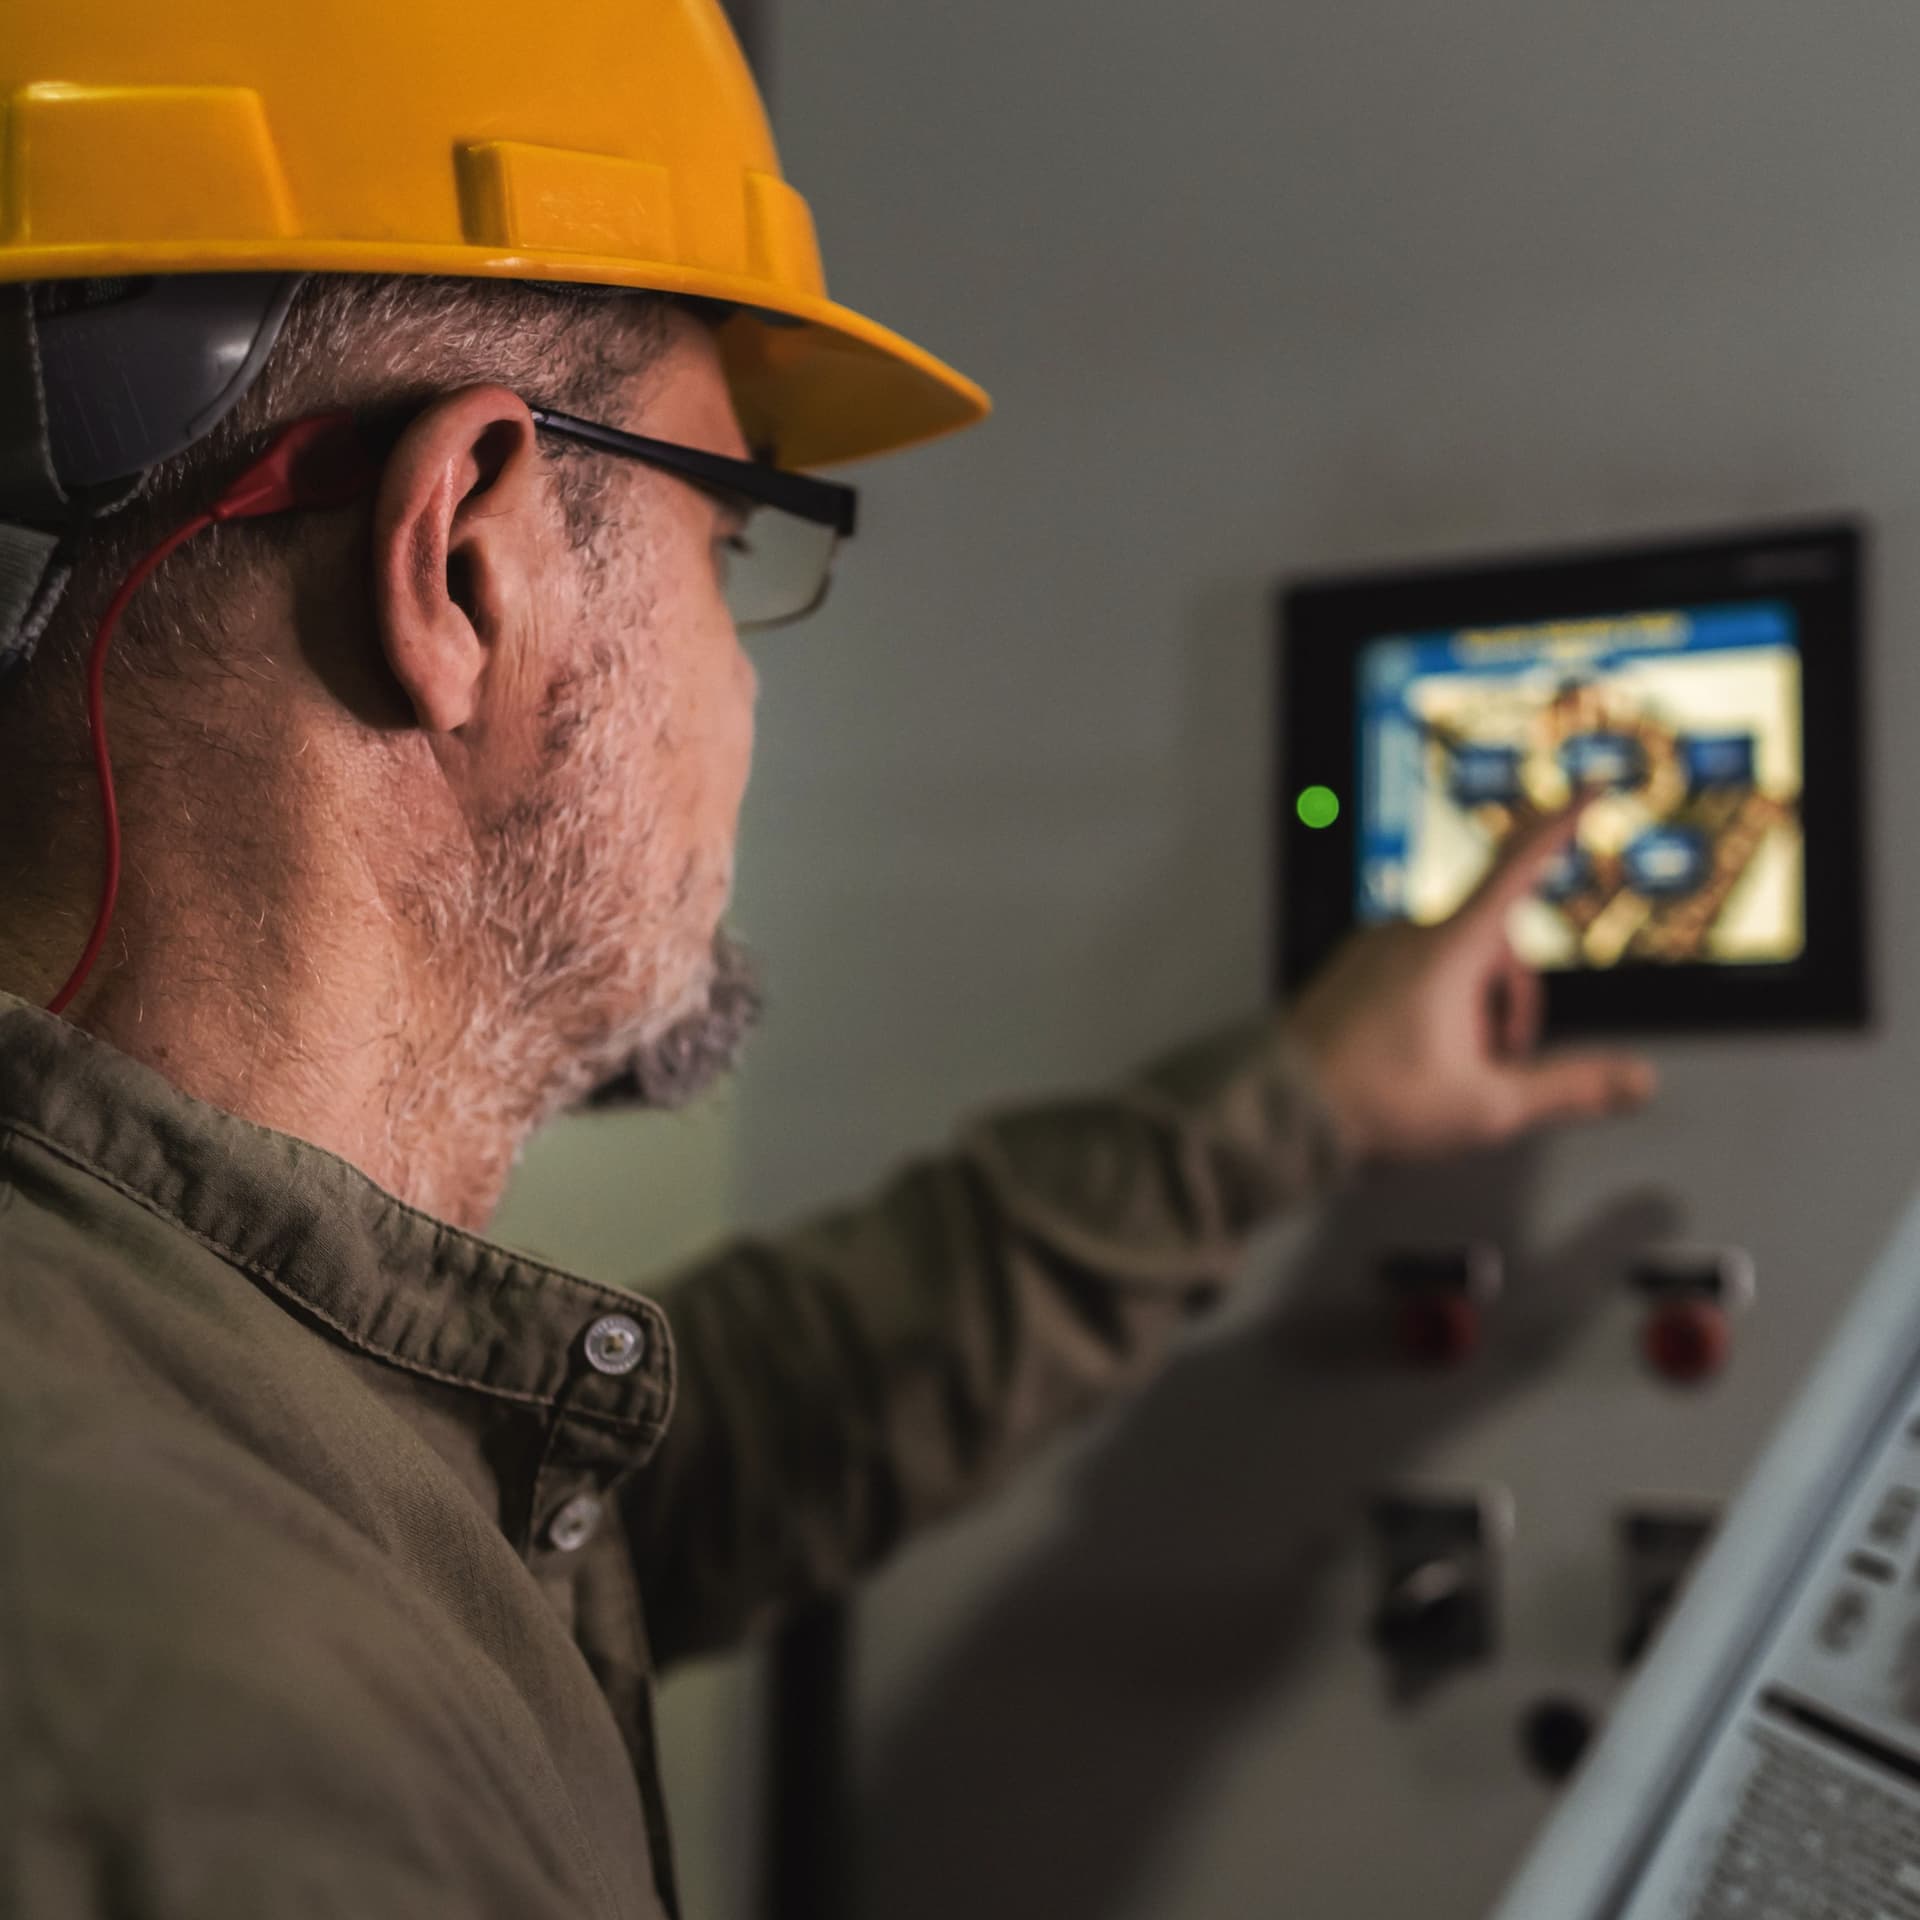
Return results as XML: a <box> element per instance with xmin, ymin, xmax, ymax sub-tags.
<box><xmin>1500</xmin><ymin>1050</ymin><xmax>1658</xmax><ymax>1135</ymax></box>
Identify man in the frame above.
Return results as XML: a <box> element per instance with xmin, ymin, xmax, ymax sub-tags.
<box><xmin>0</xmin><ymin>5</ymin><xmax>1654</xmax><ymax>1915</ymax></box>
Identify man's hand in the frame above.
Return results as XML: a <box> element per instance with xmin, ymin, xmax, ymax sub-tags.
<box><xmin>1289</xmin><ymin>810</ymin><xmax>1658</xmax><ymax>1164</ymax></box>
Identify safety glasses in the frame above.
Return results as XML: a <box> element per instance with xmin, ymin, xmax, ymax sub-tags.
<box><xmin>527</xmin><ymin>406</ymin><xmax>859</xmax><ymax>633</ymax></box>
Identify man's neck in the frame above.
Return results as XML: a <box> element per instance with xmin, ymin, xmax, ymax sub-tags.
<box><xmin>3</xmin><ymin>868</ymin><xmax>532</xmax><ymax>1233</ymax></box>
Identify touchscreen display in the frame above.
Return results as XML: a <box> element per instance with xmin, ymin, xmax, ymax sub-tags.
<box><xmin>1356</xmin><ymin>602</ymin><xmax>1804</xmax><ymax>969</ymax></box>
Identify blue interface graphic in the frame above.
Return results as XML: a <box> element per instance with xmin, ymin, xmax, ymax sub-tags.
<box><xmin>1355</xmin><ymin>601</ymin><xmax>1804</xmax><ymax>967</ymax></box>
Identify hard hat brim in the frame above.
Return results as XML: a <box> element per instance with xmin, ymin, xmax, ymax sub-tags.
<box><xmin>1</xmin><ymin>243</ymin><xmax>991</xmax><ymax>474</ymax></box>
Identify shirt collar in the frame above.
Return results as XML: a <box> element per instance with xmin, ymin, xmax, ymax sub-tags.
<box><xmin>0</xmin><ymin>991</ymin><xmax>675</xmax><ymax>1464</ymax></box>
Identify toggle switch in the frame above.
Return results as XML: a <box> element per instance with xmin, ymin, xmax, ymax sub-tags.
<box><xmin>1381</xmin><ymin>1245</ymin><xmax>1504</xmax><ymax>1369</ymax></box>
<box><xmin>1618</xmin><ymin>1502</ymin><xmax>1718</xmax><ymax>1666</ymax></box>
<box><xmin>1368</xmin><ymin>1487</ymin><xmax>1512</xmax><ymax>1702</ymax></box>
<box><xmin>1631</xmin><ymin>1246</ymin><xmax>1755</xmax><ymax>1387</ymax></box>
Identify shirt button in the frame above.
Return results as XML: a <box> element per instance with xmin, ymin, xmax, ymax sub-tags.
<box><xmin>547</xmin><ymin>1493</ymin><xmax>604</xmax><ymax>1554</ymax></box>
<box><xmin>583</xmin><ymin>1313</ymin><xmax>646</xmax><ymax>1376</ymax></box>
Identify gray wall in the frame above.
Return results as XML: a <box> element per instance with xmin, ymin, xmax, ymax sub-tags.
<box><xmin>722</xmin><ymin>2</ymin><xmax>1920</xmax><ymax>1914</ymax></box>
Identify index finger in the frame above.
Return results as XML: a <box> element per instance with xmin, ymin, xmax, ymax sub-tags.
<box><xmin>1459</xmin><ymin>804</ymin><xmax>1591</xmax><ymax>933</ymax></box>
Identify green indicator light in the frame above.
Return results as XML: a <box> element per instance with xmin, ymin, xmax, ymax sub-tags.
<box><xmin>1297</xmin><ymin>785</ymin><xmax>1341</xmax><ymax>830</ymax></box>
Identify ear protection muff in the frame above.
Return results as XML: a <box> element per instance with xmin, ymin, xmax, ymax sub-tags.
<box><xmin>0</xmin><ymin>273</ymin><xmax>303</xmax><ymax>681</ymax></box>
<box><xmin>36</xmin><ymin>274</ymin><xmax>304</xmax><ymax>488</ymax></box>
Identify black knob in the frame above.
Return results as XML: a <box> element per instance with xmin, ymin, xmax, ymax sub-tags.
<box><xmin>1520</xmin><ymin>1697</ymin><xmax>1596</xmax><ymax>1784</ymax></box>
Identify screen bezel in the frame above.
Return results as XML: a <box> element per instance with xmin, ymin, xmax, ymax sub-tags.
<box><xmin>1277</xmin><ymin>522</ymin><xmax>1868</xmax><ymax>1034</ymax></box>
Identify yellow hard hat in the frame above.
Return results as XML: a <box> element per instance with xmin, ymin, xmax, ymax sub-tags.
<box><xmin>0</xmin><ymin>0</ymin><xmax>991</xmax><ymax>473</ymax></box>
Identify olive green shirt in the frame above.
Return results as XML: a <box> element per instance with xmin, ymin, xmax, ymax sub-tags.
<box><xmin>0</xmin><ymin>990</ymin><xmax>1343</xmax><ymax>1918</ymax></box>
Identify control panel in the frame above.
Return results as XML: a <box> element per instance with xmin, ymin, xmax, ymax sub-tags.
<box><xmin>1611</xmin><ymin>1421</ymin><xmax>1920</xmax><ymax>1913</ymax></box>
<box><xmin>1359</xmin><ymin>1244</ymin><xmax>1748</xmax><ymax>1787</ymax></box>
<box><xmin>834</xmin><ymin>513</ymin><xmax>1881</xmax><ymax>1920</ymax></box>
<box><xmin>1363</xmin><ymin>1245</ymin><xmax>1748</xmax><ymax>1716</ymax></box>
<box><xmin>1491</xmin><ymin>1198</ymin><xmax>1920</xmax><ymax>1918</ymax></box>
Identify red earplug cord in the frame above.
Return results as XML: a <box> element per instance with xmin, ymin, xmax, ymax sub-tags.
<box><xmin>46</xmin><ymin>411</ymin><xmax>379</xmax><ymax>1016</ymax></box>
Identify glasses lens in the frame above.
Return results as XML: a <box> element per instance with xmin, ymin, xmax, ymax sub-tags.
<box><xmin>721</xmin><ymin>512</ymin><xmax>841</xmax><ymax>632</ymax></box>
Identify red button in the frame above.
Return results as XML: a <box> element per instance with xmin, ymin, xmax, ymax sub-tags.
<box><xmin>1643</xmin><ymin>1300</ymin><xmax>1732</xmax><ymax>1385</ymax></box>
<box><xmin>1396</xmin><ymin>1293</ymin><xmax>1482</xmax><ymax>1368</ymax></box>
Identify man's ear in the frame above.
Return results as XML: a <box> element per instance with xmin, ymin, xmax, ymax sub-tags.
<box><xmin>370</xmin><ymin>385</ymin><xmax>547</xmax><ymax>735</ymax></box>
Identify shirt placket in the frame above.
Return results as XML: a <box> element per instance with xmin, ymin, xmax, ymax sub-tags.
<box><xmin>527</xmin><ymin>1301</ymin><xmax>682</xmax><ymax>1917</ymax></box>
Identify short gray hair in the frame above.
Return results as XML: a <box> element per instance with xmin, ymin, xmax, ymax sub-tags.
<box><xmin>16</xmin><ymin>272</ymin><xmax>672</xmax><ymax>704</ymax></box>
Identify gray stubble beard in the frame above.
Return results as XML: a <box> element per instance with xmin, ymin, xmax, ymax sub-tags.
<box><xmin>574</xmin><ymin>926</ymin><xmax>762</xmax><ymax>1113</ymax></box>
